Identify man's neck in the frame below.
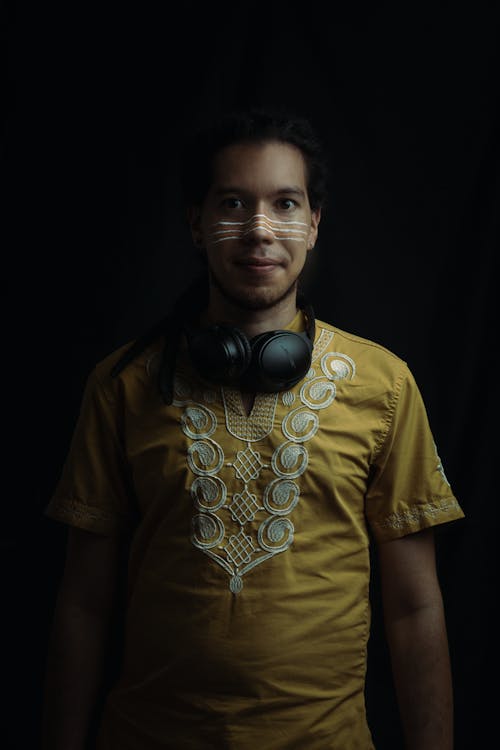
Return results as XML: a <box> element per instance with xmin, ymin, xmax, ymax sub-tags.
<box><xmin>206</xmin><ymin>288</ymin><xmax>299</xmax><ymax>338</ymax></box>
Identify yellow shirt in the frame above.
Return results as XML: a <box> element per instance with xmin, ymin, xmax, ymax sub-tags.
<box><xmin>45</xmin><ymin>311</ymin><xmax>464</xmax><ymax>749</ymax></box>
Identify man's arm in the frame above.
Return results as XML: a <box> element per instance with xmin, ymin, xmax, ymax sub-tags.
<box><xmin>41</xmin><ymin>526</ymin><xmax>123</xmax><ymax>750</ymax></box>
<box><xmin>377</xmin><ymin>527</ymin><xmax>454</xmax><ymax>750</ymax></box>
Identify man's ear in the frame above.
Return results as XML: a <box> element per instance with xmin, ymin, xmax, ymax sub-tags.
<box><xmin>307</xmin><ymin>207</ymin><xmax>322</xmax><ymax>250</ymax></box>
<box><xmin>187</xmin><ymin>206</ymin><xmax>204</xmax><ymax>248</ymax></box>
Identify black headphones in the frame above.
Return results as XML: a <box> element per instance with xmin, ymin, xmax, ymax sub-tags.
<box><xmin>110</xmin><ymin>275</ymin><xmax>315</xmax><ymax>403</ymax></box>
<box><xmin>185</xmin><ymin>299</ymin><xmax>315</xmax><ymax>393</ymax></box>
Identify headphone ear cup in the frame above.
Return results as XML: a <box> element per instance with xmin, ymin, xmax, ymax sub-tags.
<box><xmin>187</xmin><ymin>324</ymin><xmax>252</xmax><ymax>383</ymax></box>
<box><xmin>244</xmin><ymin>330</ymin><xmax>312</xmax><ymax>392</ymax></box>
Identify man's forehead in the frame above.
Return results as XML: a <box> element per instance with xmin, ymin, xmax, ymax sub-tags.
<box><xmin>210</xmin><ymin>140</ymin><xmax>307</xmax><ymax>189</ymax></box>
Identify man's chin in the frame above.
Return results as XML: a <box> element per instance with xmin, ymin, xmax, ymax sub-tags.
<box><xmin>209</xmin><ymin>273</ymin><xmax>297</xmax><ymax>312</ymax></box>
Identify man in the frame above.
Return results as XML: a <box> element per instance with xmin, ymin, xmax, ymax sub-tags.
<box><xmin>42</xmin><ymin>108</ymin><xmax>464</xmax><ymax>749</ymax></box>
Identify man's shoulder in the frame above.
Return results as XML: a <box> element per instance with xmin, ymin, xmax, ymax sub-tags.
<box><xmin>316</xmin><ymin>318</ymin><xmax>405</xmax><ymax>364</ymax></box>
<box><xmin>313</xmin><ymin>318</ymin><xmax>410</xmax><ymax>393</ymax></box>
<box><xmin>91</xmin><ymin>332</ymin><xmax>165</xmax><ymax>396</ymax></box>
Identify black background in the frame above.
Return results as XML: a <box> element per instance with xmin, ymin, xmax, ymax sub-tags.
<box><xmin>3</xmin><ymin>3</ymin><xmax>498</xmax><ymax>748</ymax></box>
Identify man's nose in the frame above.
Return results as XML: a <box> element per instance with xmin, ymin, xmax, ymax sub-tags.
<box><xmin>242</xmin><ymin>213</ymin><xmax>274</xmax><ymax>244</ymax></box>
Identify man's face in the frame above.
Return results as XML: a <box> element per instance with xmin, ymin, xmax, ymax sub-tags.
<box><xmin>189</xmin><ymin>140</ymin><xmax>321</xmax><ymax>312</ymax></box>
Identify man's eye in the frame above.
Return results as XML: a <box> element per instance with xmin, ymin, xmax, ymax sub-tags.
<box><xmin>223</xmin><ymin>198</ymin><xmax>244</xmax><ymax>209</ymax></box>
<box><xmin>279</xmin><ymin>198</ymin><xmax>297</xmax><ymax>210</ymax></box>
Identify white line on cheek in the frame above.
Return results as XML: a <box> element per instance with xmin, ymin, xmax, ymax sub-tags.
<box><xmin>206</xmin><ymin>213</ymin><xmax>310</xmax><ymax>245</ymax></box>
<box><xmin>213</xmin><ymin>213</ymin><xmax>309</xmax><ymax>228</ymax></box>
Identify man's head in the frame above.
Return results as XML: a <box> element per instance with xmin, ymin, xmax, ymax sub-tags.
<box><xmin>180</xmin><ymin>107</ymin><xmax>329</xmax><ymax>213</ymax></box>
<box><xmin>181</xmin><ymin>107</ymin><xmax>328</xmax><ymax>314</ymax></box>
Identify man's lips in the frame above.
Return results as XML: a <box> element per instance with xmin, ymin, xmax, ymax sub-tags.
<box><xmin>236</xmin><ymin>257</ymin><xmax>282</xmax><ymax>267</ymax></box>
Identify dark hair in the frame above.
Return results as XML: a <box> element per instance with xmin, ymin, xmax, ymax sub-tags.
<box><xmin>179</xmin><ymin>106</ymin><xmax>329</xmax><ymax>212</ymax></box>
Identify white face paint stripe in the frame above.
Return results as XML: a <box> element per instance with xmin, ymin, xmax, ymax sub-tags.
<box><xmin>210</xmin><ymin>213</ymin><xmax>309</xmax><ymax>228</ymax></box>
<box><xmin>214</xmin><ymin>219</ymin><xmax>309</xmax><ymax>228</ymax></box>
<box><xmin>206</xmin><ymin>213</ymin><xmax>310</xmax><ymax>245</ymax></box>
<box><xmin>210</xmin><ymin>226</ymin><xmax>308</xmax><ymax>238</ymax></box>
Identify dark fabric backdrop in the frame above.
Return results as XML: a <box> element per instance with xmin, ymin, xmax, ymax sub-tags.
<box><xmin>3</xmin><ymin>4</ymin><xmax>498</xmax><ymax>749</ymax></box>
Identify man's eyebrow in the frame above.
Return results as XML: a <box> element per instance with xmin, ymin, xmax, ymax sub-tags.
<box><xmin>274</xmin><ymin>186</ymin><xmax>306</xmax><ymax>197</ymax></box>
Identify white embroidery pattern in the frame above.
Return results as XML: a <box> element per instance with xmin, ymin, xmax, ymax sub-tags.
<box><xmin>191</xmin><ymin>476</ymin><xmax>227</xmax><ymax>511</ymax></box>
<box><xmin>232</xmin><ymin>446</ymin><xmax>265</xmax><ymax>482</ymax></box>
<box><xmin>182</xmin><ymin>326</ymin><xmax>353</xmax><ymax>593</ymax></box>
<box><xmin>321</xmin><ymin>352</ymin><xmax>356</xmax><ymax>381</ymax></box>
<box><xmin>312</xmin><ymin>328</ymin><xmax>335</xmax><ymax>362</ymax></box>
<box><xmin>433</xmin><ymin>441</ymin><xmax>451</xmax><ymax>486</ymax></box>
<box><xmin>181</xmin><ymin>406</ymin><xmax>217</xmax><ymax>439</ymax></box>
<box><xmin>223</xmin><ymin>389</ymin><xmax>278</xmax><ymax>442</ymax></box>
<box><xmin>191</xmin><ymin>511</ymin><xmax>225</xmax><ymax>548</ymax></box>
<box><xmin>378</xmin><ymin>498</ymin><xmax>461</xmax><ymax>530</ymax></box>
<box><xmin>187</xmin><ymin>439</ymin><xmax>224</xmax><ymax>476</ymax></box>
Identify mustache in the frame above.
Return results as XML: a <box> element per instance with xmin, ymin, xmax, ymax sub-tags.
<box><xmin>207</xmin><ymin>213</ymin><xmax>309</xmax><ymax>245</ymax></box>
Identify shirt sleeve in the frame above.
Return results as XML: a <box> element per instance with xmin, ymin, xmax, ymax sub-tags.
<box><xmin>44</xmin><ymin>367</ymin><xmax>138</xmax><ymax>536</ymax></box>
<box><xmin>366</xmin><ymin>366</ymin><xmax>464</xmax><ymax>542</ymax></box>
